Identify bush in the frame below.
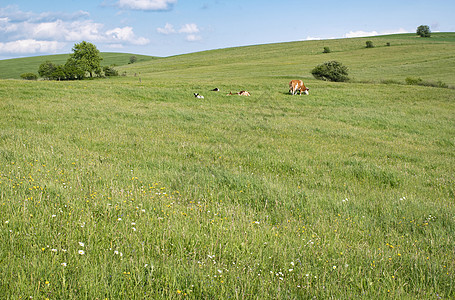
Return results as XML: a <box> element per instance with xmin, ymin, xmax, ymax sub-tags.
<box><xmin>366</xmin><ymin>41</ymin><xmax>374</xmax><ymax>48</ymax></box>
<box><xmin>20</xmin><ymin>73</ymin><xmax>38</xmax><ymax>80</ymax></box>
<box><xmin>386</xmin><ymin>42</ymin><xmax>391</xmax><ymax>47</ymax></box>
<box><xmin>405</xmin><ymin>77</ymin><xmax>424</xmax><ymax>85</ymax></box>
<box><xmin>311</xmin><ymin>61</ymin><xmax>349</xmax><ymax>82</ymax></box>
<box><xmin>103</xmin><ymin>66</ymin><xmax>119</xmax><ymax>77</ymax></box>
<box><xmin>323</xmin><ymin>47</ymin><xmax>331</xmax><ymax>53</ymax></box>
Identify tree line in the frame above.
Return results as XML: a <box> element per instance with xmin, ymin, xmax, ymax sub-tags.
<box><xmin>22</xmin><ymin>41</ymin><xmax>118</xmax><ymax>81</ymax></box>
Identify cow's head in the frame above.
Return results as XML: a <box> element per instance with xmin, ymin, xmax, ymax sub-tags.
<box><xmin>301</xmin><ymin>87</ymin><xmax>309</xmax><ymax>95</ymax></box>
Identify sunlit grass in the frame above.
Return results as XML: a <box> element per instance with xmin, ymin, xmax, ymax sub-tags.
<box><xmin>1</xmin><ymin>33</ymin><xmax>455</xmax><ymax>298</ymax></box>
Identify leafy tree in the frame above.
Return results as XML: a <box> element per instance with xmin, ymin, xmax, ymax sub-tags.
<box><xmin>64</xmin><ymin>59</ymin><xmax>85</xmax><ymax>80</ymax></box>
<box><xmin>365</xmin><ymin>41</ymin><xmax>374</xmax><ymax>48</ymax></box>
<box><xmin>52</xmin><ymin>65</ymin><xmax>67</xmax><ymax>81</ymax></box>
<box><xmin>416</xmin><ymin>25</ymin><xmax>431</xmax><ymax>37</ymax></box>
<box><xmin>38</xmin><ymin>61</ymin><xmax>57</xmax><ymax>79</ymax></box>
<box><xmin>129</xmin><ymin>56</ymin><xmax>137</xmax><ymax>64</ymax></box>
<box><xmin>70</xmin><ymin>41</ymin><xmax>103</xmax><ymax>77</ymax></box>
<box><xmin>311</xmin><ymin>61</ymin><xmax>349</xmax><ymax>82</ymax></box>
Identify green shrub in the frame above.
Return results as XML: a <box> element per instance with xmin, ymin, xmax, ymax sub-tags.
<box><xmin>366</xmin><ymin>41</ymin><xmax>374</xmax><ymax>48</ymax></box>
<box><xmin>323</xmin><ymin>47</ymin><xmax>331</xmax><ymax>53</ymax></box>
<box><xmin>311</xmin><ymin>61</ymin><xmax>349</xmax><ymax>82</ymax></box>
<box><xmin>405</xmin><ymin>77</ymin><xmax>424</xmax><ymax>85</ymax></box>
<box><xmin>103</xmin><ymin>66</ymin><xmax>119</xmax><ymax>77</ymax></box>
<box><xmin>20</xmin><ymin>73</ymin><xmax>38</xmax><ymax>80</ymax></box>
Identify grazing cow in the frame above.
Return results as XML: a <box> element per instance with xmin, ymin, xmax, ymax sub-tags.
<box><xmin>227</xmin><ymin>91</ymin><xmax>251</xmax><ymax>96</ymax></box>
<box><xmin>194</xmin><ymin>93</ymin><xmax>204</xmax><ymax>99</ymax></box>
<box><xmin>211</xmin><ymin>88</ymin><xmax>220</xmax><ymax>91</ymax></box>
<box><xmin>289</xmin><ymin>80</ymin><xmax>309</xmax><ymax>95</ymax></box>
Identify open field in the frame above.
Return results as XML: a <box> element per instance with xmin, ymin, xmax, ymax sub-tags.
<box><xmin>1</xmin><ymin>33</ymin><xmax>454</xmax><ymax>298</ymax></box>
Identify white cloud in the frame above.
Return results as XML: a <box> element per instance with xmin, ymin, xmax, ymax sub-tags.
<box><xmin>116</xmin><ymin>0</ymin><xmax>177</xmax><ymax>11</ymax></box>
<box><xmin>179</xmin><ymin>23</ymin><xmax>199</xmax><ymax>34</ymax></box>
<box><xmin>185</xmin><ymin>34</ymin><xmax>202</xmax><ymax>42</ymax></box>
<box><xmin>0</xmin><ymin>39</ymin><xmax>65</xmax><ymax>54</ymax></box>
<box><xmin>344</xmin><ymin>28</ymin><xmax>409</xmax><ymax>38</ymax></box>
<box><xmin>305</xmin><ymin>28</ymin><xmax>410</xmax><ymax>41</ymax></box>
<box><xmin>157</xmin><ymin>22</ymin><xmax>202</xmax><ymax>42</ymax></box>
<box><xmin>157</xmin><ymin>23</ymin><xmax>176</xmax><ymax>34</ymax></box>
<box><xmin>106</xmin><ymin>26</ymin><xmax>150</xmax><ymax>45</ymax></box>
<box><xmin>0</xmin><ymin>8</ymin><xmax>150</xmax><ymax>55</ymax></box>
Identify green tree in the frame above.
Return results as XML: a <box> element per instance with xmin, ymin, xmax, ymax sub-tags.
<box><xmin>416</xmin><ymin>25</ymin><xmax>431</xmax><ymax>37</ymax></box>
<box><xmin>70</xmin><ymin>41</ymin><xmax>103</xmax><ymax>78</ymax></box>
<box><xmin>64</xmin><ymin>59</ymin><xmax>85</xmax><ymax>80</ymax></box>
<box><xmin>38</xmin><ymin>61</ymin><xmax>56</xmax><ymax>79</ymax></box>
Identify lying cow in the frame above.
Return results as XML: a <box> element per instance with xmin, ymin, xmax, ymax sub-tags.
<box><xmin>289</xmin><ymin>80</ymin><xmax>309</xmax><ymax>95</ymax></box>
<box><xmin>227</xmin><ymin>91</ymin><xmax>251</xmax><ymax>96</ymax></box>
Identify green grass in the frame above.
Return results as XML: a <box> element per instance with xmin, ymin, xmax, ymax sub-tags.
<box><xmin>0</xmin><ymin>52</ymin><xmax>156</xmax><ymax>79</ymax></box>
<box><xmin>0</xmin><ymin>33</ymin><xmax>454</xmax><ymax>299</ymax></box>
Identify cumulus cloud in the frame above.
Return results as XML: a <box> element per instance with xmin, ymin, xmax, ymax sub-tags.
<box><xmin>106</xmin><ymin>26</ymin><xmax>150</xmax><ymax>45</ymax></box>
<box><xmin>0</xmin><ymin>39</ymin><xmax>65</xmax><ymax>54</ymax></box>
<box><xmin>0</xmin><ymin>6</ymin><xmax>150</xmax><ymax>55</ymax></box>
<box><xmin>179</xmin><ymin>23</ymin><xmax>199</xmax><ymax>34</ymax></box>
<box><xmin>344</xmin><ymin>28</ymin><xmax>408</xmax><ymax>38</ymax></box>
<box><xmin>156</xmin><ymin>23</ymin><xmax>176</xmax><ymax>34</ymax></box>
<box><xmin>185</xmin><ymin>34</ymin><xmax>202</xmax><ymax>42</ymax></box>
<box><xmin>157</xmin><ymin>22</ymin><xmax>202</xmax><ymax>41</ymax></box>
<box><xmin>306</xmin><ymin>28</ymin><xmax>410</xmax><ymax>41</ymax></box>
<box><xmin>116</xmin><ymin>0</ymin><xmax>177</xmax><ymax>11</ymax></box>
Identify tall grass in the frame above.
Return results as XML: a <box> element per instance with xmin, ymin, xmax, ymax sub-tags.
<box><xmin>1</xmin><ymin>33</ymin><xmax>455</xmax><ymax>298</ymax></box>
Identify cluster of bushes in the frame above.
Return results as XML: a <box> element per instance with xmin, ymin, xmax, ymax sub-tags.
<box><xmin>36</xmin><ymin>61</ymin><xmax>118</xmax><ymax>81</ymax></box>
<box><xmin>405</xmin><ymin>77</ymin><xmax>449</xmax><ymax>88</ymax></box>
<box><xmin>20</xmin><ymin>41</ymin><xmax>118</xmax><ymax>81</ymax></box>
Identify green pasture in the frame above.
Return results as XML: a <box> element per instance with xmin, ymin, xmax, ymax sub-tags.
<box><xmin>0</xmin><ymin>33</ymin><xmax>454</xmax><ymax>299</ymax></box>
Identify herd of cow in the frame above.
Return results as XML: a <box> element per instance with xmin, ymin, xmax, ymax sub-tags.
<box><xmin>193</xmin><ymin>80</ymin><xmax>309</xmax><ymax>99</ymax></box>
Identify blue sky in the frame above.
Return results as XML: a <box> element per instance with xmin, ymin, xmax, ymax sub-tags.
<box><xmin>1</xmin><ymin>0</ymin><xmax>454</xmax><ymax>60</ymax></box>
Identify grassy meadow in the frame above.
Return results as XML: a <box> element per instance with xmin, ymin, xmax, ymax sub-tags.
<box><xmin>1</xmin><ymin>33</ymin><xmax>455</xmax><ymax>299</ymax></box>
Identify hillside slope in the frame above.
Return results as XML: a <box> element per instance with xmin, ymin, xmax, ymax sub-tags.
<box><xmin>117</xmin><ymin>33</ymin><xmax>455</xmax><ymax>86</ymax></box>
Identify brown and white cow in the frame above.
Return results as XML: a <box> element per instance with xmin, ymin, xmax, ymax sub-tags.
<box><xmin>227</xmin><ymin>91</ymin><xmax>251</xmax><ymax>96</ymax></box>
<box><xmin>289</xmin><ymin>80</ymin><xmax>309</xmax><ymax>95</ymax></box>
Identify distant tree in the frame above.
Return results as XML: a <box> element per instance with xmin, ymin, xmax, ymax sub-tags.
<box><xmin>38</xmin><ymin>61</ymin><xmax>57</xmax><ymax>79</ymax></box>
<box><xmin>323</xmin><ymin>47</ymin><xmax>331</xmax><ymax>53</ymax></box>
<box><xmin>20</xmin><ymin>73</ymin><xmax>38</xmax><ymax>80</ymax></box>
<box><xmin>416</xmin><ymin>25</ymin><xmax>431</xmax><ymax>37</ymax></box>
<box><xmin>311</xmin><ymin>61</ymin><xmax>349</xmax><ymax>82</ymax></box>
<box><xmin>129</xmin><ymin>56</ymin><xmax>137</xmax><ymax>64</ymax></box>
<box><xmin>70</xmin><ymin>41</ymin><xmax>103</xmax><ymax>77</ymax></box>
<box><xmin>365</xmin><ymin>41</ymin><xmax>374</xmax><ymax>48</ymax></box>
